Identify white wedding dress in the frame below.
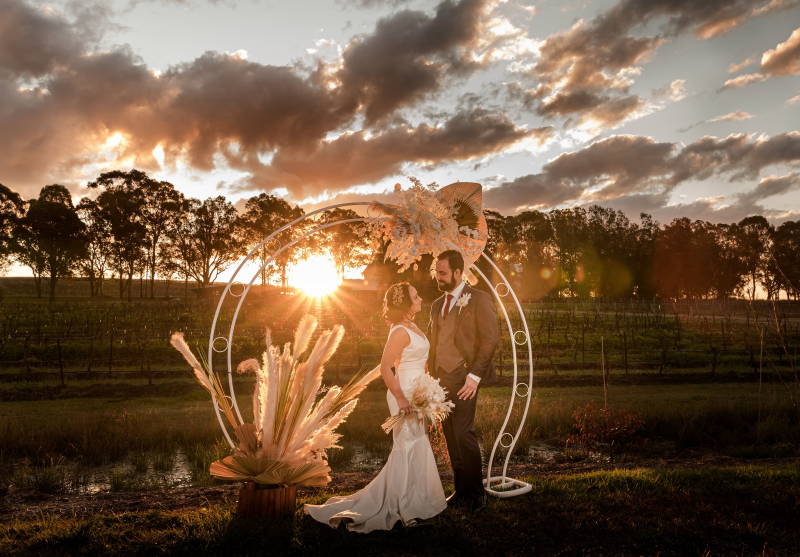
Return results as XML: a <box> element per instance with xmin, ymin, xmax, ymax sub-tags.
<box><xmin>304</xmin><ymin>324</ymin><xmax>447</xmax><ymax>533</ymax></box>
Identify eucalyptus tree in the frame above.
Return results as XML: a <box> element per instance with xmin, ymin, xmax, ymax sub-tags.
<box><xmin>86</xmin><ymin>170</ymin><xmax>185</xmax><ymax>298</ymax></box>
<box><xmin>138</xmin><ymin>179</ymin><xmax>185</xmax><ymax>297</ymax></box>
<box><xmin>0</xmin><ymin>183</ymin><xmax>23</xmax><ymax>273</ymax></box>
<box><xmin>736</xmin><ymin>215</ymin><xmax>774</xmax><ymax>300</ymax></box>
<box><xmin>630</xmin><ymin>213</ymin><xmax>659</xmax><ymax>299</ymax></box>
<box><xmin>76</xmin><ymin>197</ymin><xmax>114</xmax><ymax>296</ymax></box>
<box><xmin>549</xmin><ymin>207</ymin><xmax>588</xmax><ymax>297</ymax></box>
<box><xmin>318</xmin><ymin>207</ymin><xmax>370</xmax><ymax>279</ymax></box>
<box><xmin>506</xmin><ymin>210</ymin><xmax>555</xmax><ymax>300</ymax></box>
<box><xmin>87</xmin><ymin>170</ymin><xmax>148</xmax><ymax>300</ymax></box>
<box><xmin>238</xmin><ymin>193</ymin><xmax>304</xmax><ymax>289</ymax></box>
<box><xmin>770</xmin><ymin>220</ymin><xmax>800</xmax><ymax>299</ymax></box>
<box><xmin>171</xmin><ymin>196</ymin><xmax>245</xmax><ymax>288</ymax></box>
<box><xmin>13</xmin><ymin>185</ymin><xmax>87</xmax><ymax>302</ymax></box>
<box><xmin>709</xmin><ymin>223</ymin><xmax>746</xmax><ymax>299</ymax></box>
<box><xmin>582</xmin><ymin>206</ymin><xmax>638</xmax><ymax>298</ymax></box>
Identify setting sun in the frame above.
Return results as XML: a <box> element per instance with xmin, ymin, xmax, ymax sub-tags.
<box><xmin>288</xmin><ymin>254</ymin><xmax>342</xmax><ymax>298</ymax></box>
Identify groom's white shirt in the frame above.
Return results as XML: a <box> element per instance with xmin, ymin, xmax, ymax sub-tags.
<box><xmin>441</xmin><ymin>280</ymin><xmax>481</xmax><ymax>384</ymax></box>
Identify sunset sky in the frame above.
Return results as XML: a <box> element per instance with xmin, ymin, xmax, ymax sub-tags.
<box><xmin>3</xmin><ymin>0</ymin><xmax>800</xmax><ymax>224</ymax></box>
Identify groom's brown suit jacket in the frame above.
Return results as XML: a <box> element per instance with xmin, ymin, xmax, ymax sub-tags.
<box><xmin>427</xmin><ymin>284</ymin><xmax>500</xmax><ymax>381</ymax></box>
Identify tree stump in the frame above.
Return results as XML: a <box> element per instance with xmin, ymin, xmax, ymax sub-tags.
<box><xmin>236</xmin><ymin>482</ymin><xmax>297</xmax><ymax>519</ymax></box>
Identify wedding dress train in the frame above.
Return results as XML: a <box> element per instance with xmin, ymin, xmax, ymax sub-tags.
<box><xmin>304</xmin><ymin>324</ymin><xmax>447</xmax><ymax>533</ymax></box>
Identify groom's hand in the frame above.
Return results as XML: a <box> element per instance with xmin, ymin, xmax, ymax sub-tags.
<box><xmin>457</xmin><ymin>376</ymin><xmax>479</xmax><ymax>400</ymax></box>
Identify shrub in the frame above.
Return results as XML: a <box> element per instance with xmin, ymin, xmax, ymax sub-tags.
<box><xmin>566</xmin><ymin>402</ymin><xmax>644</xmax><ymax>458</ymax></box>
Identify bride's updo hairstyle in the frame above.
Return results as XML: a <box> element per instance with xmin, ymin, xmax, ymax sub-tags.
<box><xmin>382</xmin><ymin>282</ymin><xmax>413</xmax><ymax>324</ymax></box>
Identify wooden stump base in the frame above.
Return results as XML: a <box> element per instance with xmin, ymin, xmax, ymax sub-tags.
<box><xmin>236</xmin><ymin>482</ymin><xmax>297</xmax><ymax>519</ymax></box>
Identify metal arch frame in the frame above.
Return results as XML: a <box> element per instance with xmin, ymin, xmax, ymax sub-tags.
<box><xmin>206</xmin><ymin>203</ymin><xmax>534</xmax><ymax>498</ymax></box>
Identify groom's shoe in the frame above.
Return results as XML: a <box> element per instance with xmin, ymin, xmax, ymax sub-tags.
<box><xmin>467</xmin><ymin>494</ymin><xmax>488</xmax><ymax>514</ymax></box>
<box><xmin>446</xmin><ymin>492</ymin><xmax>468</xmax><ymax>508</ymax></box>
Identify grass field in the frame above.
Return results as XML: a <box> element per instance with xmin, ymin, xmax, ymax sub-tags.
<box><xmin>1</xmin><ymin>379</ymin><xmax>798</xmax><ymax>497</ymax></box>
<box><xmin>2</xmin><ymin>464</ymin><xmax>799</xmax><ymax>556</ymax></box>
<box><xmin>2</xmin><ymin>282</ymin><xmax>799</xmax><ymax>554</ymax></box>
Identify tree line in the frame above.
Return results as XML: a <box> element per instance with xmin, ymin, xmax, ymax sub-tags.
<box><xmin>1</xmin><ymin>172</ymin><xmax>798</xmax><ymax>302</ymax></box>
<box><xmin>481</xmin><ymin>207</ymin><xmax>800</xmax><ymax>301</ymax></box>
<box><xmin>0</xmin><ymin>170</ymin><xmax>370</xmax><ymax>302</ymax></box>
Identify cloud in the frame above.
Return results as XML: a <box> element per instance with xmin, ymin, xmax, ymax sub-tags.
<box><xmin>728</xmin><ymin>56</ymin><xmax>756</xmax><ymax>73</ymax></box>
<box><xmin>761</xmin><ymin>26</ymin><xmax>800</xmax><ymax>76</ymax></box>
<box><xmin>737</xmin><ymin>172</ymin><xmax>800</xmax><ymax>205</ymax></box>
<box><xmin>484</xmin><ymin>132</ymin><xmax>800</xmax><ymax>215</ymax></box>
<box><xmin>0</xmin><ymin>0</ymin><xmax>85</xmax><ymax>78</ymax></box>
<box><xmin>332</xmin><ymin>0</ymin><xmax>496</xmax><ymax>124</ymax></box>
<box><xmin>518</xmin><ymin>0</ymin><xmax>791</xmax><ymax>130</ymax></box>
<box><xmin>720</xmin><ymin>26</ymin><xmax>800</xmax><ymax>89</ymax></box>
<box><xmin>679</xmin><ymin>111</ymin><xmax>754</xmax><ymax>132</ymax></box>
<box><xmin>787</xmin><ymin>92</ymin><xmax>800</xmax><ymax>104</ymax></box>
<box><xmin>598</xmin><ymin>171</ymin><xmax>800</xmax><ymax>224</ymax></box>
<box><xmin>721</xmin><ymin>72</ymin><xmax>769</xmax><ymax>89</ymax></box>
<box><xmin>0</xmin><ymin>0</ymin><xmax>503</xmax><ymax>197</ymax></box>
<box><xmin>229</xmin><ymin>108</ymin><xmax>545</xmax><ymax>196</ymax></box>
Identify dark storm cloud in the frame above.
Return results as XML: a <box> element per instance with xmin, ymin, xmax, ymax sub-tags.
<box><xmin>485</xmin><ymin>132</ymin><xmax>800</xmax><ymax>214</ymax></box>
<box><xmin>523</xmin><ymin>0</ymin><xmax>793</xmax><ymax>129</ymax></box>
<box><xmin>333</xmin><ymin>0</ymin><xmax>492</xmax><ymax>123</ymax></box>
<box><xmin>0</xmin><ymin>0</ymin><xmax>85</xmax><ymax>77</ymax></box>
<box><xmin>230</xmin><ymin>108</ymin><xmax>546</xmax><ymax>196</ymax></box>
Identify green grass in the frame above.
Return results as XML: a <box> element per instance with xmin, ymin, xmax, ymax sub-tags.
<box><xmin>1</xmin><ymin>464</ymin><xmax>798</xmax><ymax>555</ymax></box>
<box><xmin>1</xmin><ymin>381</ymin><xmax>797</xmax><ymax>498</ymax></box>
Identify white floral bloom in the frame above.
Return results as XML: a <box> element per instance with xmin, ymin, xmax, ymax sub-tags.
<box><xmin>456</xmin><ymin>292</ymin><xmax>472</xmax><ymax>309</ymax></box>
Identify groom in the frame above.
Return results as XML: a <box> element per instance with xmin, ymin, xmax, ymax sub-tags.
<box><xmin>428</xmin><ymin>250</ymin><xmax>499</xmax><ymax>512</ymax></box>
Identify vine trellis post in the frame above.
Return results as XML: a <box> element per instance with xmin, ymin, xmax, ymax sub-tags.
<box><xmin>206</xmin><ymin>202</ymin><xmax>534</xmax><ymax>498</ymax></box>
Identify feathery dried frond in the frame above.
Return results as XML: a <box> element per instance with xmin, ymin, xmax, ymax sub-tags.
<box><xmin>178</xmin><ymin>314</ymin><xmax>372</xmax><ymax>488</ymax></box>
<box><xmin>170</xmin><ymin>332</ymin><xmax>211</xmax><ymax>392</ymax></box>
<box><xmin>293</xmin><ymin>314</ymin><xmax>317</xmax><ymax>357</ymax></box>
<box><xmin>236</xmin><ymin>358</ymin><xmax>259</xmax><ymax>375</ymax></box>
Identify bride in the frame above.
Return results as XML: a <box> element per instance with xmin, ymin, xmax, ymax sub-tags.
<box><xmin>304</xmin><ymin>282</ymin><xmax>447</xmax><ymax>532</ymax></box>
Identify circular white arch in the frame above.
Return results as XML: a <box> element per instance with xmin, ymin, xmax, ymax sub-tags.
<box><xmin>206</xmin><ymin>203</ymin><xmax>534</xmax><ymax>498</ymax></box>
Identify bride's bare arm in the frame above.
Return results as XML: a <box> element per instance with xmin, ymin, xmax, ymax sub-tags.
<box><xmin>380</xmin><ymin>328</ymin><xmax>412</xmax><ymax>413</ymax></box>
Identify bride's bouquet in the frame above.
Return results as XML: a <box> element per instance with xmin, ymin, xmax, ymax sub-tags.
<box><xmin>381</xmin><ymin>374</ymin><xmax>455</xmax><ymax>434</ymax></box>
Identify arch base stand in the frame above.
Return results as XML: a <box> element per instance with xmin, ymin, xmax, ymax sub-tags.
<box><xmin>483</xmin><ymin>476</ymin><xmax>533</xmax><ymax>498</ymax></box>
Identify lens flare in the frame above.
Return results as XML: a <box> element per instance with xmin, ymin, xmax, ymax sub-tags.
<box><xmin>289</xmin><ymin>254</ymin><xmax>342</xmax><ymax>297</ymax></box>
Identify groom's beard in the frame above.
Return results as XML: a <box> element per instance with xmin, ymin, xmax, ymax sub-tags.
<box><xmin>437</xmin><ymin>276</ymin><xmax>457</xmax><ymax>292</ymax></box>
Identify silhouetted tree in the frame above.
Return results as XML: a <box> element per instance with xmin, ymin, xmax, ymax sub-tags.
<box><xmin>708</xmin><ymin>223</ymin><xmax>746</xmax><ymax>299</ymax></box>
<box><xmin>736</xmin><ymin>215</ymin><xmax>773</xmax><ymax>300</ymax></box>
<box><xmin>550</xmin><ymin>208</ymin><xmax>588</xmax><ymax>297</ymax></box>
<box><xmin>138</xmin><ymin>178</ymin><xmax>185</xmax><ymax>297</ymax></box>
<box><xmin>171</xmin><ymin>196</ymin><xmax>244</xmax><ymax>287</ymax></box>
<box><xmin>507</xmin><ymin>210</ymin><xmax>555</xmax><ymax>300</ymax></box>
<box><xmin>76</xmin><ymin>198</ymin><xmax>113</xmax><ymax>296</ymax></box>
<box><xmin>238</xmin><ymin>193</ymin><xmax>304</xmax><ymax>288</ymax></box>
<box><xmin>12</xmin><ymin>185</ymin><xmax>86</xmax><ymax>301</ymax></box>
<box><xmin>630</xmin><ymin>213</ymin><xmax>658</xmax><ymax>298</ymax></box>
<box><xmin>0</xmin><ymin>183</ymin><xmax>23</xmax><ymax>273</ymax></box>
<box><xmin>582</xmin><ymin>206</ymin><xmax>637</xmax><ymax>298</ymax></box>
<box><xmin>87</xmin><ymin>171</ymin><xmax>148</xmax><ymax>300</ymax></box>
<box><xmin>771</xmin><ymin>220</ymin><xmax>800</xmax><ymax>300</ymax></box>
<box><xmin>318</xmin><ymin>208</ymin><xmax>370</xmax><ymax>279</ymax></box>
<box><xmin>652</xmin><ymin>218</ymin><xmax>719</xmax><ymax>299</ymax></box>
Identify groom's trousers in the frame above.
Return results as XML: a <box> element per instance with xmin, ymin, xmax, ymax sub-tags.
<box><xmin>438</xmin><ymin>367</ymin><xmax>483</xmax><ymax>501</ymax></box>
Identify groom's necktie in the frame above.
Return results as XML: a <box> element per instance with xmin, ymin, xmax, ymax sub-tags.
<box><xmin>442</xmin><ymin>294</ymin><xmax>453</xmax><ymax>319</ymax></box>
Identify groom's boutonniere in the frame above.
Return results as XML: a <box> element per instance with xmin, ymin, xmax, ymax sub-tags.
<box><xmin>456</xmin><ymin>292</ymin><xmax>471</xmax><ymax>314</ymax></box>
